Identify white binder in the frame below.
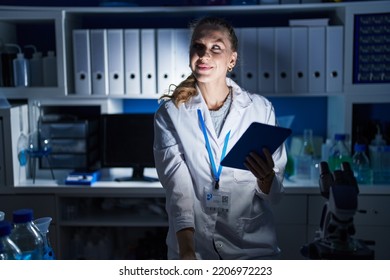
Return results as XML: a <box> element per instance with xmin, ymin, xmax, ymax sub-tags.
<box><xmin>107</xmin><ymin>29</ymin><xmax>125</xmax><ymax>95</ymax></box>
<box><xmin>291</xmin><ymin>27</ymin><xmax>308</xmax><ymax>93</ymax></box>
<box><xmin>326</xmin><ymin>26</ymin><xmax>343</xmax><ymax>92</ymax></box>
<box><xmin>90</xmin><ymin>29</ymin><xmax>109</xmax><ymax>95</ymax></box>
<box><xmin>308</xmin><ymin>26</ymin><xmax>326</xmax><ymax>93</ymax></box>
<box><xmin>173</xmin><ymin>29</ymin><xmax>191</xmax><ymax>85</ymax></box>
<box><xmin>257</xmin><ymin>28</ymin><xmax>275</xmax><ymax>93</ymax></box>
<box><xmin>239</xmin><ymin>28</ymin><xmax>257</xmax><ymax>93</ymax></box>
<box><xmin>141</xmin><ymin>29</ymin><xmax>157</xmax><ymax>96</ymax></box>
<box><xmin>275</xmin><ymin>27</ymin><xmax>292</xmax><ymax>93</ymax></box>
<box><xmin>124</xmin><ymin>29</ymin><xmax>141</xmax><ymax>96</ymax></box>
<box><xmin>228</xmin><ymin>28</ymin><xmax>241</xmax><ymax>85</ymax></box>
<box><xmin>157</xmin><ymin>29</ymin><xmax>175</xmax><ymax>95</ymax></box>
<box><xmin>73</xmin><ymin>29</ymin><xmax>91</xmax><ymax>95</ymax></box>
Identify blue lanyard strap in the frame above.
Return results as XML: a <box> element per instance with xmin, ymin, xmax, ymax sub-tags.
<box><xmin>197</xmin><ymin>109</ymin><xmax>230</xmax><ymax>189</ymax></box>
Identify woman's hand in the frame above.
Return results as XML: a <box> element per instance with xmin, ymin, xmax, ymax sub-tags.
<box><xmin>177</xmin><ymin>228</ymin><xmax>197</xmax><ymax>260</ymax></box>
<box><xmin>244</xmin><ymin>148</ymin><xmax>275</xmax><ymax>194</ymax></box>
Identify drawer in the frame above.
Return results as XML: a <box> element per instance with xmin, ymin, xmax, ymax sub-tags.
<box><xmin>50</xmin><ymin>135</ymin><xmax>98</xmax><ymax>153</ymax></box>
<box><xmin>41</xmin><ymin>150</ymin><xmax>98</xmax><ymax>169</ymax></box>
<box><xmin>354</xmin><ymin>195</ymin><xmax>390</xmax><ymax>226</ymax></box>
<box><xmin>41</xmin><ymin>120</ymin><xmax>98</xmax><ymax>139</ymax></box>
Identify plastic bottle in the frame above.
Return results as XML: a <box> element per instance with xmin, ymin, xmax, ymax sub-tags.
<box><xmin>328</xmin><ymin>133</ymin><xmax>352</xmax><ymax>172</ymax></box>
<box><xmin>352</xmin><ymin>144</ymin><xmax>373</xmax><ymax>185</ymax></box>
<box><xmin>321</xmin><ymin>138</ymin><xmax>333</xmax><ymax>162</ymax></box>
<box><xmin>0</xmin><ymin>211</ymin><xmax>4</xmax><ymax>221</ymax></box>
<box><xmin>0</xmin><ymin>220</ymin><xmax>22</xmax><ymax>260</ymax></box>
<box><xmin>34</xmin><ymin>217</ymin><xmax>55</xmax><ymax>260</ymax></box>
<box><xmin>369</xmin><ymin>125</ymin><xmax>386</xmax><ymax>184</ymax></box>
<box><xmin>43</xmin><ymin>50</ymin><xmax>57</xmax><ymax>86</ymax></box>
<box><xmin>9</xmin><ymin>209</ymin><xmax>44</xmax><ymax>260</ymax></box>
<box><xmin>294</xmin><ymin>129</ymin><xmax>314</xmax><ymax>179</ymax></box>
<box><xmin>5</xmin><ymin>43</ymin><xmax>30</xmax><ymax>87</ymax></box>
<box><xmin>24</xmin><ymin>45</ymin><xmax>43</xmax><ymax>87</ymax></box>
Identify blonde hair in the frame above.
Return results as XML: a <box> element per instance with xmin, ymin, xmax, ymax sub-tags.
<box><xmin>160</xmin><ymin>16</ymin><xmax>238</xmax><ymax>107</ymax></box>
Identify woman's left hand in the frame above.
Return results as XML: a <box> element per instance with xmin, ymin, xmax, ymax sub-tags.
<box><xmin>244</xmin><ymin>148</ymin><xmax>275</xmax><ymax>194</ymax></box>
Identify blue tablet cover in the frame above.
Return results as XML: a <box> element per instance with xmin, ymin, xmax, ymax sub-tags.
<box><xmin>221</xmin><ymin>122</ymin><xmax>292</xmax><ymax>170</ymax></box>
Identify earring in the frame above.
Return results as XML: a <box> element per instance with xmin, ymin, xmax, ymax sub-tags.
<box><xmin>228</xmin><ymin>66</ymin><xmax>233</xmax><ymax>72</ymax></box>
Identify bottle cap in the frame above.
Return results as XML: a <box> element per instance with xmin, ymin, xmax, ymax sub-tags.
<box><xmin>354</xmin><ymin>143</ymin><xmax>366</xmax><ymax>152</ymax></box>
<box><xmin>13</xmin><ymin>208</ymin><xmax>34</xmax><ymax>223</ymax></box>
<box><xmin>0</xmin><ymin>220</ymin><xmax>12</xmax><ymax>236</ymax></box>
<box><xmin>334</xmin><ymin>133</ymin><xmax>346</xmax><ymax>141</ymax></box>
<box><xmin>32</xmin><ymin>52</ymin><xmax>42</xmax><ymax>59</ymax></box>
<box><xmin>371</xmin><ymin>125</ymin><xmax>385</xmax><ymax>146</ymax></box>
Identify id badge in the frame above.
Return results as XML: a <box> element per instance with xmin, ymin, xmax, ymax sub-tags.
<box><xmin>204</xmin><ymin>186</ymin><xmax>231</xmax><ymax>212</ymax></box>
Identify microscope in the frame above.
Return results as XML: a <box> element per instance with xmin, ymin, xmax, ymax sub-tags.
<box><xmin>301</xmin><ymin>161</ymin><xmax>375</xmax><ymax>259</ymax></box>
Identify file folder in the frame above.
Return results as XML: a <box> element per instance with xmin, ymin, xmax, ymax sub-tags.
<box><xmin>73</xmin><ymin>29</ymin><xmax>91</xmax><ymax>95</ymax></box>
<box><xmin>239</xmin><ymin>28</ymin><xmax>258</xmax><ymax>93</ymax></box>
<box><xmin>141</xmin><ymin>29</ymin><xmax>157</xmax><ymax>96</ymax></box>
<box><xmin>221</xmin><ymin>122</ymin><xmax>292</xmax><ymax>171</ymax></box>
<box><xmin>124</xmin><ymin>29</ymin><xmax>141</xmax><ymax>96</ymax></box>
<box><xmin>157</xmin><ymin>29</ymin><xmax>175</xmax><ymax>95</ymax></box>
<box><xmin>326</xmin><ymin>26</ymin><xmax>343</xmax><ymax>92</ymax></box>
<box><xmin>107</xmin><ymin>29</ymin><xmax>125</xmax><ymax>95</ymax></box>
<box><xmin>291</xmin><ymin>27</ymin><xmax>308</xmax><ymax>93</ymax></box>
<box><xmin>308</xmin><ymin>26</ymin><xmax>326</xmax><ymax>93</ymax></box>
<box><xmin>90</xmin><ymin>29</ymin><xmax>109</xmax><ymax>95</ymax></box>
<box><xmin>173</xmin><ymin>29</ymin><xmax>191</xmax><ymax>85</ymax></box>
<box><xmin>257</xmin><ymin>28</ymin><xmax>275</xmax><ymax>93</ymax></box>
<box><xmin>275</xmin><ymin>27</ymin><xmax>292</xmax><ymax>93</ymax></box>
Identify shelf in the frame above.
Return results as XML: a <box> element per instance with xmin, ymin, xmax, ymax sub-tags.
<box><xmin>60</xmin><ymin>213</ymin><xmax>168</xmax><ymax>227</ymax></box>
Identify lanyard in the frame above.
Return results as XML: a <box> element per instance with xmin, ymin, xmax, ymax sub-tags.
<box><xmin>197</xmin><ymin>109</ymin><xmax>230</xmax><ymax>190</ymax></box>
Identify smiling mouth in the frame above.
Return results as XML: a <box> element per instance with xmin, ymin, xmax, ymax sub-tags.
<box><xmin>197</xmin><ymin>64</ymin><xmax>212</xmax><ymax>71</ymax></box>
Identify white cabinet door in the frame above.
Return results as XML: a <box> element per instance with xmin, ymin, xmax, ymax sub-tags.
<box><xmin>271</xmin><ymin>195</ymin><xmax>307</xmax><ymax>259</ymax></box>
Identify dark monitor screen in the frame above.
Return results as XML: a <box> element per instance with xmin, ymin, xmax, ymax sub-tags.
<box><xmin>100</xmin><ymin>113</ymin><xmax>157</xmax><ymax>182</ymax></box>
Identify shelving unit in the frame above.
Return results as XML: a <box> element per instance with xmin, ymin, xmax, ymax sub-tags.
<box><xmin>1</xmin><ymin>1</ymin><xmax>389</xmax><ymax>260</ymax></box>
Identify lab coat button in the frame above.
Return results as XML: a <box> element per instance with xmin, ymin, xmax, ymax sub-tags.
<box><xmin>215</xmin><ymin>242</ymin><xmax>223</xmax><ymax>249</ymax></box>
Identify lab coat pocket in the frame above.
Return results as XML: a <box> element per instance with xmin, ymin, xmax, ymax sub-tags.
<box><xmin>233</xmin><ymin>169</ymin><xmax>256</xmax><ymax>184</ymax></box>
<box><xmin>236</xmin><ymin>211</ymin><xmax>274</xmax><ymax>248</ymax></box>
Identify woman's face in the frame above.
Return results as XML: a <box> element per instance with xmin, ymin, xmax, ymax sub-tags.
<box><xmin>190</xmin><ymin>24</ymin><xmax>237</xmax><ymax>84</ymax></box>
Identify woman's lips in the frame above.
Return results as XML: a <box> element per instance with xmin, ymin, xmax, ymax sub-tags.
<box><xmin>197</xmin><ymin>64</ymin><xmax>212</xmax><ymax>71</ymax></box>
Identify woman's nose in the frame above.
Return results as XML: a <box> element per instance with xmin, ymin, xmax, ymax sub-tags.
<box><xmin>198</xmin><ymin>48</ymin><xmax>211</xmax><ymax>58</ymax></box>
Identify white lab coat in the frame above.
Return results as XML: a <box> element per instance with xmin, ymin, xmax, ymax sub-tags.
<box><xmin>153</xmin><ymin>78</ymin><xmax>287</xmax><ymax>260</ymax></box>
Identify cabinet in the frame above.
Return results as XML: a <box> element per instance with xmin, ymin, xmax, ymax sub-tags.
<box><xmin>307</xmin><ymin>193</ymin><xmax>390</xmax><ymax>260</ymax></box>
<box><xmin>271</xmin><ymin>194</ymin><xmax>308</xmax><ymax>260</ymax></box>
<box><xmin>57</xmin><ymin>190</ymin><xmax>167</xmax><ymax>259</ymax></box>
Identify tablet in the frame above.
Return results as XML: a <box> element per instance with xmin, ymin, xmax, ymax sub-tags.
<box><xmin>221</xmin><ymin>122</ymin><xmax>292</xmax><ymax>170</ymax></box>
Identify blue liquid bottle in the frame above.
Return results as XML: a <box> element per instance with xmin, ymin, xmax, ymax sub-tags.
<box><xmin>9</xmin><ymin>209</ymin><xmax>44</xmax><ymax>260</ymax></box>
<box><xmin>0</xmin><ymin>220</ymin><xmax>22</xmax><ymax>260</ymax></box>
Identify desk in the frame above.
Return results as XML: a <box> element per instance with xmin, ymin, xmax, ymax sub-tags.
<box><xmin>2</xmin><ymin>175</ymin><xmax>389</xmax><ymax>259</ymax></box>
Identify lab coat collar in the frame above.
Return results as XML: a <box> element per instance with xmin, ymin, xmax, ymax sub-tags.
<box><xmin>184</xmin><ymin>78</ymin><xmax>253</xmax><ymax>143</ymax></box>
<box><xmin>184</xmin><ymin>77</ymin><xmax>253</xmax><ymax>113</ymax></box>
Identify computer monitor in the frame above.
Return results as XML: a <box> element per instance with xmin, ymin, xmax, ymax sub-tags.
<box><xmin>100</xmin><ymin>113</ymin><xmax>158</xmax><ymax>182</ymax></box>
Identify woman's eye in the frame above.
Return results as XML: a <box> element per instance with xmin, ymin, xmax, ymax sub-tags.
<box><xmin>192</xmin><ymin>43</ymin><xmax>204</xmax><ymax>50</ymax></box>
<box><xmin>212</xmin><ymin>45</ymin><xmax>222</xmax><ymax>52</ymax></box>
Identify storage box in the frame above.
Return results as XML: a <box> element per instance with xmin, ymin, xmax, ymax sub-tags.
<box><xmin>41</xmin><ymin>120</ymin><xmax>98</xmax><ymax>139</ymax></box>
